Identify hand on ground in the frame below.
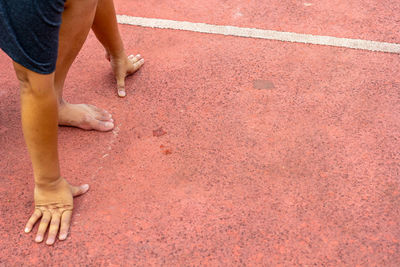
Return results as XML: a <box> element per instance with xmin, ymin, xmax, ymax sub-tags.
<box><xmin>108</xmin><ymin>52</ymin><xmax>144</xmax><ymax>97</ymax></box>
<box><xmin>24</xmin><ymin>178</ymin><xmax>89</xmax><ymax>245</ymax></box>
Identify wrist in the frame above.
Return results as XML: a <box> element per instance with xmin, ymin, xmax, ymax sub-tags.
<box><xmin>34</xmin><ymin>176</ymin><xmax>63</xmax><ymax>190</ymax></box>
<box><xmin>108</xmin><ymin>48</ymin><xmax>126</xmax><ymax>60</ymax></box>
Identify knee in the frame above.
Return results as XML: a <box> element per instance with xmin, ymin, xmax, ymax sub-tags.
<box><xmin>13</xmin><ymin>62</ymin><xmax>55</xmax><ymax>97</ymax></box>
<box><xmin>13</xmin><ymin>64</ymin><xmax>31</xmax><ymax>94</ymax></box>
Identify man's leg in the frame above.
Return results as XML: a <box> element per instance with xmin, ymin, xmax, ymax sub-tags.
<box><xmin>55</xmin><ymin>0</ymin><xmax>115</xmax><ymax>131</ymax></box>
<box><xmin>92</xmin><ymin>0</ymin><xmax>144</xmax><ymax>97</ymax></box>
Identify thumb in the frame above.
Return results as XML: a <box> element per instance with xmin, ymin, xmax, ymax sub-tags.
<box><xmin>71</xmin><ymin>184</ymin><xmax>89</xmax><ymax>197</ymax></box>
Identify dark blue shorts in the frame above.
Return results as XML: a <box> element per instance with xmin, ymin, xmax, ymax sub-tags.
<box><xmin>0</xmin><ymin>0</ymin><xmax>66</xmax><ymax>74</ymax></box>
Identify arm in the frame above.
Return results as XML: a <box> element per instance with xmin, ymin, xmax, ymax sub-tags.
<box><xmin>91</xmin><ymin>0</ymin><xmax>144</xmax><ymax>97</ymax></box>
<box><xmin>13</xmin><ymin>62</ymin><xmax>88</xmax><ymax>245</ymax></box>
<box><xmin>91</xmin><ymin>0</ymin><xmax>124</xmax><ymax>58</ymax></box>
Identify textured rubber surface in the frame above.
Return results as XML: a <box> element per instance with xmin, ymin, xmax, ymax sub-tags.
<box><xmin>0</xmin><ymin>3</ymin><xmax>399</xmax><ymax>266</ymax></box>
<box><xmin>115</xmin><ymin>0</ymin><xmax>400</xmax><ymax>43</ymax></box>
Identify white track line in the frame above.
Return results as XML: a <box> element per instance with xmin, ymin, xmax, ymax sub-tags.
<box><xmin>117</xmin><ymin>15</ymin><xmax>400</xmax><ymax>54</ymax></box>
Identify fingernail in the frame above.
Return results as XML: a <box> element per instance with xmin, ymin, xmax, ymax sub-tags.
<box><xmin>137</xmin><ymin>54</ymin><xmax>141</xmax><ymax>58</ymax></box>
<box><xmin>46</xmin><ymin>238</ymin><xmax>54</xmax><ymax>245</ymax></box>
<box><xmin>82</xmin><ymin>184</ymin><xmax>89</xmax><ymax>191</ymax></box>
<box><xmin>24</xmin><ymin>228</ymin><xmax>30</xmax><ymax>233</ymax></box>
<box><xmin>59</xmin><ymin>233</ymin><xmax>67</xmax><ymax>240</ymax></box>
<box><xmin>140</xmin><ymin>59</ymin><xmax>145</xmax><ymax>63</ymax></box>
<box><xmin>35</xmin><ymin>236</ymin><xmax>43</xmax><ymax>242</ymax></box>
<box><xmin>118</xmin><ymin>90</ymin><xmax>126</xmax><ymax>97</ymax></box>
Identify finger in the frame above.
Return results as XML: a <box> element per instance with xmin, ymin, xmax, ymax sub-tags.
<box><xmin>59</xmin><ymin>210</ymin><xmax>73</xmax><ymax>240</ymax></box>
<box><xmin>130</xmin><ymin>58</ymin><xmax>145</xmax><ymax>75</ymax></box>
<box><xmin>46</xmin><ymin>213</ymin><xmax>61</xmax><ymax>245</ymax></box>
<box><xmin>132</xmin><ymin>57</ymin><xmax>145</xmax><ymax>71</ymax></box>
<box><xmin>128</xmin><ymin>54</ymin><xmax>142</xmax><ymax>63</ymax></box>
<box><xmin>35</xmin><ymin>211</ymin><xmax>51</xmax><ymax>243</ymax></box>
<box><xmin>117</xmin><ymin>54</ymin><xmax>144</xmax><ymax>98</ymax></box>
<box><xmin>117</xmin><ymin>78</ymin><xmax>126</xmax><ymax>97</ymax></box>
<box><xmin>25</xmin><ymin>209</ymin><xmax>42</xmax><ymax>233</ymax></box>
<box><xmin>71</xmin><ymin>184</ymin><xmax>89</xmax><ymax>197</ymax></box>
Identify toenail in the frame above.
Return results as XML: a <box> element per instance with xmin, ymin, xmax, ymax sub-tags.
<box><xmin>118</xmin><ymin>91</ymin><xmax>126</xmax><ymax>97</ymax></box>
<box><xmin>105</xmin><ymin>122</ymin><xmax>114</xmax><ymax>128</ymax></box>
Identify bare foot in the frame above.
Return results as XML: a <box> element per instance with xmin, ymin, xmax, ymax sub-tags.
<box><xmin>106</xmin><ymin>52</ymin><xmax>144</xmax><ymax>97</ymax></box>
<box><xmin>58</xmin><ymin>102</ymin><xmax>114</xmax><ymax>131</ymax></box>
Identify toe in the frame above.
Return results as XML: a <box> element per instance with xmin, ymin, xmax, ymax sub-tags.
<box><xmin>98</xmin><ymin>114</ymin><xmax>113</xmax><ymax>121</ymax></box>
<box><xmin>95</xmin><ymin>112</ymin><xmax>113</xmax><ymax>121</ymax></box>
<box><xmin>97</xmin><ymin>121</ymin><xmax>114</xmax><ymax>132</ymax></box>
<box><xmin>87</xmin><ymin>104</ymin><xmax>112</xmax><ymax>121</ymax></box>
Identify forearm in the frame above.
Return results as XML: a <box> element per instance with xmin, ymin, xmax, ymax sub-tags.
<box><xmin>17</xmin><ymin>64</ymin><xmax>60</xmax><ymax>186</ymax></box>
<box><xmin>92</xmin><ymin>0</ymin><xmax>125</xmax><ymax>57</ymax></box>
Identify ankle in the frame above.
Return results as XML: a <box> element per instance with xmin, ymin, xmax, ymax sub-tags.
<box><xmin>58</xmin><ymin>98</ymin><xmax>68</xmax><ymax>106</ymax></box>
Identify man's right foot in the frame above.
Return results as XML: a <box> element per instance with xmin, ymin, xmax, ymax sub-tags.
<box><xmin>58</xmin><ymin>102</ymin><xmax>114</xmax><ymax>131</ymax></box>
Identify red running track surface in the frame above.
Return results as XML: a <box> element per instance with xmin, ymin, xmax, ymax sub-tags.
<box><xmin>0</xmin><ymin>1</ymin><xmax>399</xmax><ymax>266</ymax></box>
